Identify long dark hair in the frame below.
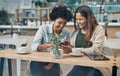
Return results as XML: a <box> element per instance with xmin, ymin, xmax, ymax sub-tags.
<box><xmin>74</xmin><ymin>5</ymin><xmax>98</xmax><ymax>43</ymax></box>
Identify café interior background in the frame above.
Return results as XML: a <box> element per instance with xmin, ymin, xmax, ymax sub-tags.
<box><xmin>0</xmin><ymin>0</ymin><xmax>120</xmax><ymax>76</ymax></box>
<box><xmin>0</xmin><ymin>0</ymin><xmax>120</xmax><ymax>26</ymax></box>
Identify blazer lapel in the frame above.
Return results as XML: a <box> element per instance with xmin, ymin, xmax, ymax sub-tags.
<box><xmin>70</xmin><ymin>30</ymin><xmax>79</xmax><ymax>47</ymax></box>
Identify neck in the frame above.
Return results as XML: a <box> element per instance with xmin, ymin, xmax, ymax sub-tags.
<box><xmin>81</xmin><ymin>28</ymin><xmax>86</xmax><ymax>34</ymax></box>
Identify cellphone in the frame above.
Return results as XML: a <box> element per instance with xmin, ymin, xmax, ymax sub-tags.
<box><xmin>59</xmin><ymin>42</ymin><xmax>67</xmax><ymax>46</ymax></box>
<box><xmin>87</xmin><ymin>54</ymin><xmax>110</xmax><ymax>61</ymax></box>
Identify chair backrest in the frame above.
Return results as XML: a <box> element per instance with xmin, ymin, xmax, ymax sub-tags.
<box><xmin>115</xmin><ymin>31</ymin><xmax>120</xmax><ymax>38</ymax></box>
<box><xmin>103</xmin><ymin>46</ymin><xmax>114</xmax><ymax>56</ymax></box>
<box><xmin>26</xmin><ymin>36</ymin><xmax>34</xmax><ymax>50</ymax></box>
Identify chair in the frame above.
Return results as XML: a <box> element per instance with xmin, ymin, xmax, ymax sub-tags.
<box><xmin>0</xmin><ymin>30</ymin><xmax>13</xmax><ymax>76</ymax></box>
<box><xmin>21</xmin><ymin>37</ymin><xmax>34</xmax><ymax>76</ymax></box>
<box><xmin>115</xmin><ymin>31</ymin><xmax>120</xmax><ymax>38</ymax></box>
<box><xmin>0</xmin><ymin>47</ymin><xmax>12</xmax><ymax>76</ymax></box>
<box><xmin>0</xmin><ymin>29</ymin><xmax>21</xmax><ymax>76</ymax></box>
<box><xmin>103</xmin><ymin>46</ymin><xmax>114</xmax><ymax>56</ymax></box>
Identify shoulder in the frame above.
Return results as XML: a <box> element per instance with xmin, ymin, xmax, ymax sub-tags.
<box><xmin>38</xmin><ymin>25</ymin><xmax>49</xmax><ymax>29</ymax></box>
<box><xmin>62</xmin><ymin>28</ymin><xmax>70</xmax><ymax>33</ymax></box>
<box><xmin>38</xmin><ymin>24</ymin><xmax>52</xmax><ymax>31</ymax></box>
<box><xmin>91</xmin><ymin>25</ymin><xmax>105</xmax><ymax>39</ymax></box>
<box><xmin>95</xmin><ymin>25</ymin><xmax>104</xmax><ymax>31</ymax></box>
<box><xmin>94</xmin><ymin>25</ymin><xmax>105</xmax><ymax>33</ymax></box>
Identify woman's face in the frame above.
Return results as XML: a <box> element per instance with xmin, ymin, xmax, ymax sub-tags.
<box><xmin>76</xmin><ymin>12</ymin><xmax>86</xmax><ymax>29</ymax></box>
<box><xmin>53</xmin><ymin>18</ymin><xmax>67</xmax><ymax>34</ymax></box>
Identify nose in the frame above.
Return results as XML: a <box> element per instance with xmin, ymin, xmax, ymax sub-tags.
<box><xmin>59</xmin><ymin>24</ymin><xmax>64</xmax><ymax>29</ymax></box>
<box><xmin>76</xmin><ymin>20</ymin><xmax>81</xmax><ymax>25</ymax></box>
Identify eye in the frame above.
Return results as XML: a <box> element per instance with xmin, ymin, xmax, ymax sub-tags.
<box><xmin>62</xmin><ymin>22</ymin><xmax>66</xmax><ymax>26</ymax></box>
<box><xmin>56</xmin><ymin>25</ymin><xmax>60</xmax><ymax>28</ymax></box>
<box><xmin>76</xmin><ymin>18</ymin><xmax>82</xmax><ymax>20</ymax></box>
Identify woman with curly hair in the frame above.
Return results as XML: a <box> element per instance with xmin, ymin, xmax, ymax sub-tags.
<box><xmin>30</xmin><ymin>6</ymin><xmax>73</xmax><ymax>76</ymax></box>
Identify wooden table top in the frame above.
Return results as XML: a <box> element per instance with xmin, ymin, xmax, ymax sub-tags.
<box><xmin>0</xmin><ymin>49</ymin><xmax>120</xmax><ymax>68</ymax></box>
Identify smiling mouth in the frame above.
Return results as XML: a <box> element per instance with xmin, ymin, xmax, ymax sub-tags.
<box><xmin>78</xmin><ymin>23</ymin><xmax>83</xmax><ymax>28</ymax></box>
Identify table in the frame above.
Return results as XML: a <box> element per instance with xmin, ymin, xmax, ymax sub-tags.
<box><xmin>0</xmin><ymin>35</ymin><xmax>34</xmax><ymax>76</ymax></box>
<box><xmin>0</xmin><ymin>49</ymin><xmax>120</xmax><ymax>67</ymax></box>
<box><xmin>1</xmin><ymin>37</ymin><xmax>119</xmax><ymax>76</ymax></box>
<box><xmin>1</xmin><ymin>49</ymin><xmax>120</xmax><ymax>76</ymax></box>
<box><xmin>0</xmin><ymin>49</ymin><xmax>120</xmax><ymax>76</ymax></box>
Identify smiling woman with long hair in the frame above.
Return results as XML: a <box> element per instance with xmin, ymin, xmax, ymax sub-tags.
<box><xmin>61</xmin><ymin>5</ymin><xmax>111</xmax><ymax>76</ymax></box>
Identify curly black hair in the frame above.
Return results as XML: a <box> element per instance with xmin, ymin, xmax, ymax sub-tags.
<box><xmin>50</xmin><ymin>6</ymin><xmax>73</xmax><ymax>22</ymax></box>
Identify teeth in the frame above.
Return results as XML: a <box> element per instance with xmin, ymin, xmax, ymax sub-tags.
<box><xmin>78</xmin><ymin>23</ymin><xmax>81</xmax><ymax>26</ymax></box>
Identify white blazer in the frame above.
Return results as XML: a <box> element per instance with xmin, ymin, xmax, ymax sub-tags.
<box><xmin>70</xmin><ymin>25</ymin><xmax>113</xmax><ymax>76</ymax></box>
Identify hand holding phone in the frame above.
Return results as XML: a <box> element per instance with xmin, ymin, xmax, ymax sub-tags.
<box><xmin>59</xmin><ymin>40</ymin><xmax>70</xmax><ymax>46</ymax></box>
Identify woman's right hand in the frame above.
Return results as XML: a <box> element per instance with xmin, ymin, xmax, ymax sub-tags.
<box><xmin>60</xmin><ymin>40</ymin><xmax>70</xmax><ymax>46</ymax></box>
<box><xmin>60</xmin><ymin>45</ymin><xmax>72</xmax><ymax>54</ymax></box>
<box><xmin>37</xmin><ymin>44</ymin><xmax>53</xmax><ymax>51</ymax></box>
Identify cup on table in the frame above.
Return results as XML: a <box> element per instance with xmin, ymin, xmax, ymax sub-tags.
<box><xmin>16</xmin><ymin>47</ymin><xmax>31</xmax><ymax>54</ymax></box>
<box><xmin>71</xmin><ymin>48</ymin><xmax>84</xmax><ymax>56</ymax></box>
